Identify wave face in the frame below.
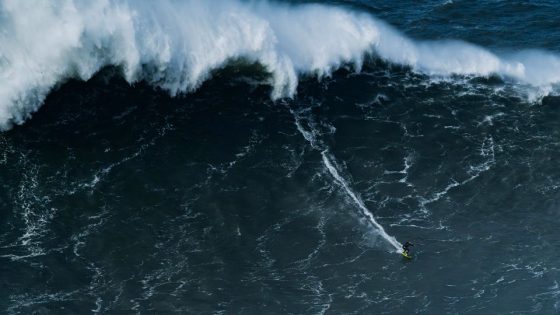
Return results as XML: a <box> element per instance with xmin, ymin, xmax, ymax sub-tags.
<box><xmin>1</xmin><ymin>0</ymin><xmax>560</xmax><ymax>130</ymax></box>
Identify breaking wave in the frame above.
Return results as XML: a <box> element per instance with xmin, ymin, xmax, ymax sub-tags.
<box><xmin>1</xmin><ymin>0</ymin><xmax>560</xmax><ymax>129</ymax></box>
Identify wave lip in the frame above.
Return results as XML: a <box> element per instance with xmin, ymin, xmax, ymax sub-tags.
<box><xmin>1</xmin><ymin>0</ymin><xmax>560</xmax><ymax>130</ymax></box>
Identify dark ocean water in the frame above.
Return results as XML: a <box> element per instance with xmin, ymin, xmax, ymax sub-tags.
<box><xmin>2</xmin><ymin>0</ymin><xmax>560</xmax><ymax>314</ymax></box>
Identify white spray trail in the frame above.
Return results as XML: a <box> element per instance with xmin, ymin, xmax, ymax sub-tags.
<box><xmin>1</xmin><ymin>0</ymin><xmax>560</xmax><ymax>130</ymax></box>
<box><xmin>291</xmin><ymin>109</ymin><xmax>401</xmax><ymax>252</ymax></box>
<box><xmin>320</xmin><ymin>152</ymin><xmax>402</xmax><ymax>252</ymax></box>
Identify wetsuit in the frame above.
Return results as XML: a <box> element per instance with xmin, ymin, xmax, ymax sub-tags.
<box><xmin>402</xmin><ymin>242</ymin><xmax>413</xmax><ymax>254</ymax></box>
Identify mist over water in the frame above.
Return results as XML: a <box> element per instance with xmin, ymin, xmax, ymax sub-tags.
<box><xmin>2</xmin><ymin>0</ymin><xmax>560</xmax><ymax>313</ymax></box>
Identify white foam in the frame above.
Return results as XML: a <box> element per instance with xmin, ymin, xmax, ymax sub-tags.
<box><xmin>1</xmin><ymin>0</ymin><xmax>560</xmax><ymax>129</ymax></box>
<box><xmin>291</xmin><ymin>108</ymin><xmax>402</xmax><ymax>252</ymax></box>
<box><xmin>321</xmin><ymin>151</ymin><xmax>402</xmax><ymax>252</ymax></box>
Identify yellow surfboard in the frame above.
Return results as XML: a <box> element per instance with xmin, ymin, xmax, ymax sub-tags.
<box><xmin>401</xmin><ymin>251</ymin><xmax>412</xmax><ymax>259</ymax></box>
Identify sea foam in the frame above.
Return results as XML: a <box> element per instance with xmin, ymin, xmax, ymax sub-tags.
<box><xmin>1</xmin><ymin>0</ymin><xmax>559</xmax><ymax>129</ymax></box>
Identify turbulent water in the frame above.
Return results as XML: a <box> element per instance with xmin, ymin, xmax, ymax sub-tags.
<box><xmin>1</xmin><ymin>0</ymin><xmax>560</xmax><ymax>313</ymax></box>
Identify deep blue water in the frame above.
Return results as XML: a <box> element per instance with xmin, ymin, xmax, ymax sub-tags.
<box><xmin>1</xmin><ymin>0</ymin><xmax>560</xmax><ymax>313</ymax></box>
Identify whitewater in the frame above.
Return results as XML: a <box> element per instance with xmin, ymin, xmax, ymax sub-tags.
<box><xmin>1</xmin><ymin>0</ymin><xmax>560</xmax><ymax>130</ymax></box>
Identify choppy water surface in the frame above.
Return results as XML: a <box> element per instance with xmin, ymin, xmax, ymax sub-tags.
<box><xmin>1</xmin><ymin>0</ymin><xmax>560</xmax><ymax>313</ymax></box>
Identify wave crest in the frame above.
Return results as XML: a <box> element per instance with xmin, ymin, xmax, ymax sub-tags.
<box><xmin>1</xmin><ymin>0</ymin><xmax>559</xmax><ymax>129</ymax></box>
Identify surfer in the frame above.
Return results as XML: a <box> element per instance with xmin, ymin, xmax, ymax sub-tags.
<box><xmin>402</xmin><ymin>241</ymin><xmax>414</xmax><ymax>255</ymax></box>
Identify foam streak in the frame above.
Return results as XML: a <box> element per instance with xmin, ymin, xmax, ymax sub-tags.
<box><xmin>291</xmin><ymin>108</ymin><xmax>401</xmax><ymax>252</ymax></box>
<box><xmin>321</xmin><ymin>151</ymin><xmax>402</xmax><ymax>252</ymax></box>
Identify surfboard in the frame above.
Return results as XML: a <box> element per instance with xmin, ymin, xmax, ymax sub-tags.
<box><xmin>401</xmin><ymin>251</ymin><xmax>412</xmax><ymax>259</ymax></box>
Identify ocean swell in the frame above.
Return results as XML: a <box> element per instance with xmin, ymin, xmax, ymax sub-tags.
<box><xmin>1</xmin><ymin>0</ymin><xmax>559</xmax><ymax>130</ymax></box>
